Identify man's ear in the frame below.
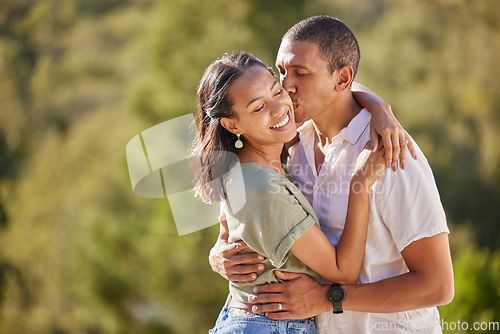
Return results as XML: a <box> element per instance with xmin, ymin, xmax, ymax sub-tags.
<box><xmin>220</xmin><ymin>117</ymin><xmax>240</xmax><ymax>135</ymax></box>
<box><xmin>334</xmin><ymin>66</ymin><xmax>354</xmax><ymax>92</ymax></box>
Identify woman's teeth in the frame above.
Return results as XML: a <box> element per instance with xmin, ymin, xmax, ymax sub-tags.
<box><xmin>270</xmin><ymin>114</ymin><xmax>289</xmax><ymax>129</ymax></box>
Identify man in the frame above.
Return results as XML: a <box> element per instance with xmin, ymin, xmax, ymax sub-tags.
<box><xmin>210</xmin><ymin>16</ymin><xmax>453</xmax><ymax>333</ymax></box>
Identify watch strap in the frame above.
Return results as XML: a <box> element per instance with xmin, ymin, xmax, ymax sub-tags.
<box><xmin>332</xmin><ymin>301</ymin><xmax>343</xmax><ymax>314</ymax></box>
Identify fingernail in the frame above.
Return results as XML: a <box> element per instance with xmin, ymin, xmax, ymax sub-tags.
<box><xmin>276</xmin><ymin>270</ymin><xmax>282</xmax><ymax>275</ymax></box>
<box><xmin>248</xmin><ymin>295</ymin><xmax>256</xmax><ymax>302</ymax></box>
<box><xmin>392</xmin><ymin>164</ymin><xmax>396</xmax><ymax>172</ymax></box>
<box><xmin>258</xmin><ymin>255</ymin><xmax>264</xmax><ymax>261</ymax></box>
<box><xmin>258</xmin><ymin>265</ymin><xmax>264</xmax><ymax>271</ymax></box>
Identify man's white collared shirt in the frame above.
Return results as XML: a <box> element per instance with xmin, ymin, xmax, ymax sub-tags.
<box><xmin>287</xmin><ymin>109</ymin><xmax>449</xmax><ymax>333</ymax></box>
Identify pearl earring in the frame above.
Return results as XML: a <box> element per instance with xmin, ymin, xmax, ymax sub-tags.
<box><xmin>235</xmin><ymin>133</ymin><xmax>243</xmax><ymax>148</ymax></box>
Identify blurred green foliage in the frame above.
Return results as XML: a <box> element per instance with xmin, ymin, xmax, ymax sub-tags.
<box><xmin>0</xmin><ymin>0</ymin><xmax>498</xmax><ymax>333</ymax></box>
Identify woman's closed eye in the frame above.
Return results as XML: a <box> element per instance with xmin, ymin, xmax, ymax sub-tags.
<box><xmin>254</xmin><ymin>104</ymin><xmax>265</xmax><ymax>112</ymax></box>
<box><xmin>274</xmin><ymin>88</ymin><xmax>284</xmax><ymax>96</ymax></box>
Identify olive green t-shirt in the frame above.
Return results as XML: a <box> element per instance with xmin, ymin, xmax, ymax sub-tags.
<box><xmin>222</xmin><ymin>163</ymin><xmax>321</xmax><ymax>304</ymax></box>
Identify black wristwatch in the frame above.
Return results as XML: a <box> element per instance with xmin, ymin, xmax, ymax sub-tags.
<box><xmin>327</xmin><ymin>284</ymin><xmax>345</xmax><ymax>314</ymax></box>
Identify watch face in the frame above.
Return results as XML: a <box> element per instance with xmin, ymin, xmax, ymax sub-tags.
<box><xmin>329</xmin><ymin>287</ymin><xmax>345</xmax><ymax>303</ymax></box>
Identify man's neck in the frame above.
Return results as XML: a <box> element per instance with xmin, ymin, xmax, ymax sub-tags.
<box><xmin>312</xmin><ymin>94</ymin><xmax>362</xmax><ymax>149</ymax></box>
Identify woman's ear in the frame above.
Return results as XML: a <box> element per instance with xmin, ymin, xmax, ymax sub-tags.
<box><xmin>334</xmin><ymin>66</ymin><xmax>354</xmax><ymax>92</ymax></box>
<box><xmin>220</xmin><ymin>117</ymin><xmax>241</xmax><ymax>135</ymax></box>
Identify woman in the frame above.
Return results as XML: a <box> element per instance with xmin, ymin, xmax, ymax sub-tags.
<box><xmin>191</xmin><ymin>52</ymin><xmax>387</xmax><ymax>333</ymax></box>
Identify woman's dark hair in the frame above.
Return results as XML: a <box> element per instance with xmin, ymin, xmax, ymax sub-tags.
<box><xmin>190</xmin><ymin>51</ymin><xmax>273</xmax><ymax>204</ymax></box>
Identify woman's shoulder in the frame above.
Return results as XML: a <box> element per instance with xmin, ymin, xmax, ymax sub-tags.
<box><xmin>223</xmin><ymin>163</ymin><xmax>288</xmax><ymax>218</ymax></box>
<box><xmin>240</xmin><ymin>163</ymin><xmax>288</xmax><ymax>193</ymax></box>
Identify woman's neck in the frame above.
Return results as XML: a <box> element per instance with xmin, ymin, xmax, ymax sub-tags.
<box><xmin>237</xmin><ymin>141</ymin><xmax>285</xmax><ymax>176</ymax></box>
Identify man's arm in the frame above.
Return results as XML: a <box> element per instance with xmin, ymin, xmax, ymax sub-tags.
<box><xmin>249</xmin><ymin>233</ymin><xmax>454</xmax><ymax>319</ymax></box>
<box><xmin>208</xmin><ymin>214</ymin><xmax>264</xmax><ymax>282</ymax></box>
<box><xmin>342</xmin><ymin>232</ymin><xmax>454</xmax><ymax>312</ymax></box>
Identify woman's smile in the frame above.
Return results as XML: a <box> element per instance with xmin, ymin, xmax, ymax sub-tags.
<box><xmin>269</xmin><ymin>110</ymin><xmax>292</xmax><ymax>131</ymax></box>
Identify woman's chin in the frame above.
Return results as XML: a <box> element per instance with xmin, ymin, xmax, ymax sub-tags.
<box><xmin>281</xmin><ymin>126</ymin><xmax>298</xmax><ymax>143</ymax></box>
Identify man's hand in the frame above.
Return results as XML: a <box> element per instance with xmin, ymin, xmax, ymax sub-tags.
<box><xmin>208</xmin><ymin>214</ymin><xmax>265</xmax><ymax>282</ymax></box>
<box><xmin>248</xmin><ymin>271</ymin><xmax>331</xmax><ymax>320</ymax></box>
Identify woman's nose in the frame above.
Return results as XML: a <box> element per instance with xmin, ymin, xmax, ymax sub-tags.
<box><xmin>271</xmin><ymin>99</ymin><xmax>287</xmax><ymax>116</ymax></box>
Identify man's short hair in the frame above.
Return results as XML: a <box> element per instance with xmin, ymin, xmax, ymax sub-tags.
<box><xmin>283</xmin><ymin>15</ymin><xmax>360</xmax><ymax>76</ymax></box>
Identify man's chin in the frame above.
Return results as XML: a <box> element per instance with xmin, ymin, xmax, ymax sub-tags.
<box><xmin>293</xmin><ymin>114</ymin><xmax>308</xmax><ymax>124</ymax></box>
<box><xmin>293</xmin><ymin>109</ymin><xmax>313</xmax><ymax>124</ymax></box>
<box><xmin>293</xmin><ymin>106</ymin><xmax>311</xmax><ymax>121</ymax></box>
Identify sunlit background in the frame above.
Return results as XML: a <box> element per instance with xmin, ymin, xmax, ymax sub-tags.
<box><xmin>0</xmin><ymin>0</ymin><xmax>499</xmax><ymax>333</ymax></box>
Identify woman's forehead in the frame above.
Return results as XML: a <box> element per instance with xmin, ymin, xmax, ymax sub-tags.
<box><xmin>229</xmin><ymin>66</ymin><xmax>277</xmax><ymax>103</ymax></box>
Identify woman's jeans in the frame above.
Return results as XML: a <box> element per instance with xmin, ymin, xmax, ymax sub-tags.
<box><xmin>209</xmin><ymin>297</ymin><xmax>316</xmax><ymax>334</ymax></box>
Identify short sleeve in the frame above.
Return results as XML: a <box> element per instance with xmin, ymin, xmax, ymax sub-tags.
<box><xmin>375</xmin><ymin>144</ymin><xmax>450</xmax><ymax>252</ymax></box>
<box><xmin>225</xmin><ymin>169</ymin><xmax>316</xmax><ymax>268</ymax></box>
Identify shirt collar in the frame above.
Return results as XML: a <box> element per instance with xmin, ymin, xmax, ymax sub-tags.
<box><xmin>296</xmin><ymin>120</ymin><xmax>315</xmax><ymax>150</ymax></box>
<box><xmin>338</xmin><ymin>108</ymin><xmax>371</xmax><ymax>145</ymax></box>
<box><xmin>297</xmin><ymin>108</ymin><xmax>370</xmax><ymax>146</ymax></box>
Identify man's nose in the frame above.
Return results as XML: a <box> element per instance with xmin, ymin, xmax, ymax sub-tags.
<box><xmin>281</xmin><ymin>74</ymin><xmax>296</xmax><ymax>95</ymax></box>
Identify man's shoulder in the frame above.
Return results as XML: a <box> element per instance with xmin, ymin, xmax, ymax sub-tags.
<box><xmin>381</xmin><ymin>138</ymin><xmax>432</xmax><ymax>183</ymax></box>
<box><xmin>373</xmin><ymin>136</ymin><xmax>442</xmax><ymax>207</ymax></box>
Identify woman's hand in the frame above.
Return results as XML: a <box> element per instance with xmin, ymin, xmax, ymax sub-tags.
<box><xmin>351</xmin><ymin>82</ymin><xmax>417</xmax><ymax>170</ymax></box>
<box><xmin>369</xmin><ymin>103</ymin><xmax>416</xmax><ymax>171</ymax></box>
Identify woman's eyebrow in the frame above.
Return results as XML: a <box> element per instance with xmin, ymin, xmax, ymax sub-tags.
<box><xmin>245</xmin><ymin>81</ymin><xmax>278</xmax><ymax>108</ymax></box>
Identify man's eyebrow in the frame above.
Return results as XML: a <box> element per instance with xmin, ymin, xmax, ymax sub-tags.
<box><xmin>276</xmin><ymin>63</ymin><xmax>308</xmax><ymax>70</ymax></box>
<box><xmin>289</xmin><ymin>64</ymin><xmax>308</xmax><ymax>70</ymax></box>
<box><xmin>245</xmin><ymin>81</ymin><xmax>279</xmax><ymax>108</ymax></box>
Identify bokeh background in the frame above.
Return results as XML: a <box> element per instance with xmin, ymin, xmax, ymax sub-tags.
<box><xmin>1</xmin><ymin>0</ymin><xmax>499</xmax><ymax>333</ymax></box>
